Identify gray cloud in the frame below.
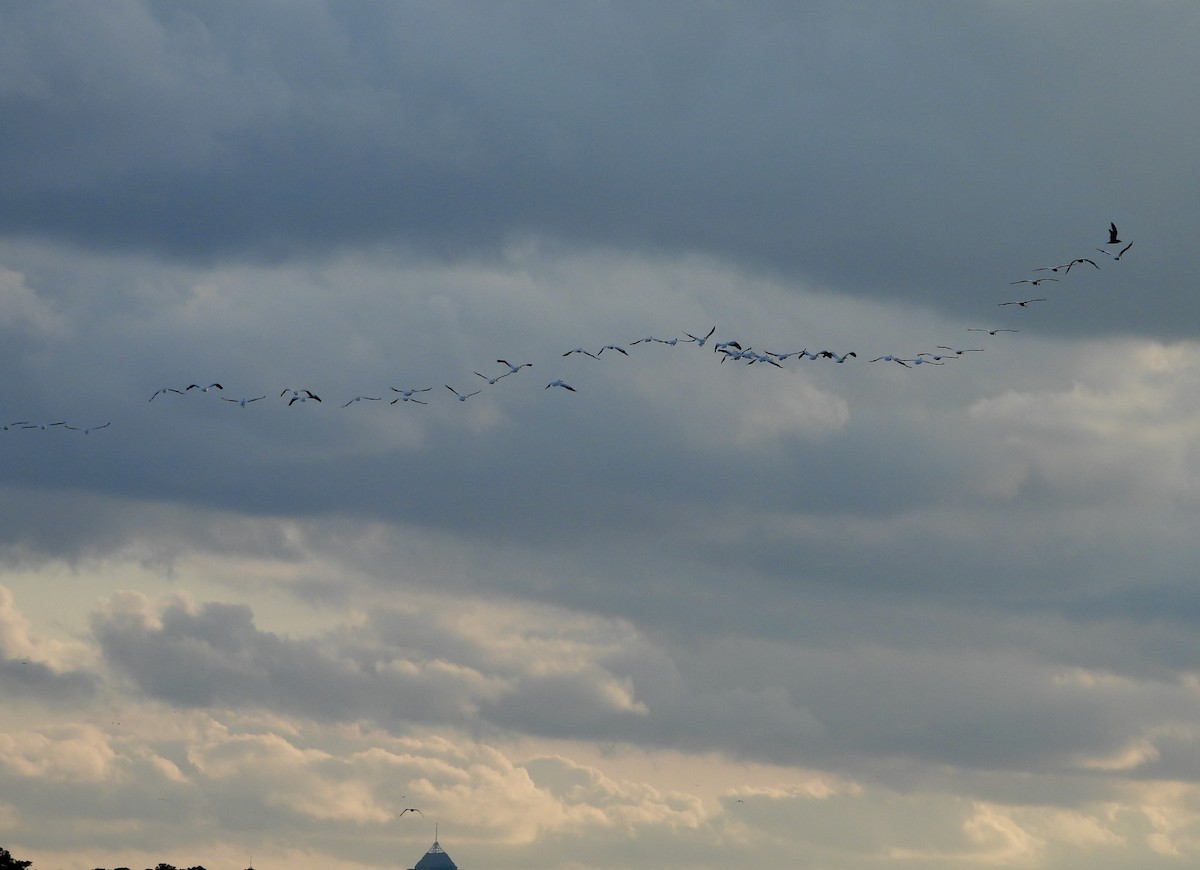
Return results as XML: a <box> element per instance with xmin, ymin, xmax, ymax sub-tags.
<box><xmin>5</xmin><ymin>4</ymin><xmax>1200</xmax><ymax>869</ymax></box>
<box><xmin>0</xmin><ymin>3</ymin><xmax>1197</xmax><ymax>333</ymax></box>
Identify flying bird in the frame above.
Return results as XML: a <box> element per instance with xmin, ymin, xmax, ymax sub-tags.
<box><xmin>186</xmin><ymin>383</ymin><xmax>223</xmax><ymax>393</ymax></box>
<box><xmin>967</xmin><ymin>328</ymin><xmax>1019</xmax><ymax>335</ymax></box>
<box><xmin>1096</xmin><ymin>242</ymin><xmax>1133</xmax><ymax>261</ymax></box>
<box><xmin>65</xmin><ymin>422</ymin><xmax>110</xmax><ymax>434</ymax></box>
<box><xmin>390</xmin><ymin>387</ymin><xmax>431</xmax><ymax>398</ymax></box>
<box><xmin>1009</xmin><ymin>278</ymin><xmax>1058</xmax><ymax>286</ymax></box>
<box><xmin>445</xmin><ymin>385</ymin><xmax>481</xmax><ymax>402</ymax></box>
<box><xmin>223</xmin><ymin>396</ymin><xmax>266</xmax><ymax>407</ymax></box>
<box><xmin>341</xmin><ymin>395</ymin><xmax>381</xmax><ymax>407</ymax></box>
<box><xmin>496</xmin><ymin>360</ymin><xmax>533</xmax><ymax>373</ymax></box>
<box><xmin>282</xmin><ymin>389</ymin><xmax>321</xmax><ymax>405</ymax></box>
<box><xmin>597</xmin><ymin>344</ymin><xmax>629</xmax><ymax>356</ymax></box>
<box><xmin>398</xmin><ymin>808</ymin><xmax>424</xmax><ymax>817</ymax></box>
<box><xmin>998</xmin><ymin>298</ymin><xmax>1047</xmax><ymax>307</ymax></box>
<box><xmin>563</xmin><ymin>347</ymin><xmax>599</xmax><ymax>359</ymax></box>
<box><xmin>1063</xmin><ymin>257</ymin><xmax>1099</xmax><ymax>273</ymax></box>
<box><xmin>632</xmin><ymin>336</ymin><xmax>678</xmax><ymax>346</ymax></box>
<box><xmin>390</xmin><ymin>394</ymin><xmax>428</xmax><ymax>405</ymax></box>
<box><xmin>870</xmin><ymin>355</ymin><xmax>910</xmax><ymax>367</ymax></box>
<box><xmin>1034</xmin><ymin>257</ymin><xmax>1098</xmax><ymax>274</ymax></box>
<box><xmin>936</xmin><ymin>346</ymin><xmax>984</xmax><ymax>355</ymax></box>
<box><xmin>745</xmin><ymin>351</ymin><xmax>783</xmax><ymax>366</ymax></box>
<box><xmin>1107</xmin><ymin>222</ymin><xmax>1121</xmax><ymax>244</ymax></box>
<box><xmin>684</xmin><ymin>326</ymin><xmax>716</xmax><ymax>347</ymax></box>
<box><xmin>475</xmin><ymin>371</ymin><xmax>511</xmax><ymax>385</ymax></box>
<box><xmin>149</xmin><ymin>387</ymin><xmax>183</xmax><ymax>401</ymax></box>
<box><xmin>545</xmin><ymin>379</ymin><xmax>576</xmax><ymax>391</ymax></box>
<box><xmin>20</xmin><ymin>422</ymin><xmax>67</xmax><ymax>430</ymax></box>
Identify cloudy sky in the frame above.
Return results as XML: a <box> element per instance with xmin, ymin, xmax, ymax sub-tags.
<box><xmin>3</xmin><ymin>2</ymin><xmax>1200</xmax><ymax>869</ymax></box>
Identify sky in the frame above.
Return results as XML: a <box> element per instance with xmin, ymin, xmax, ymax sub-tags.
<box><xmin>2</xmin><ymin>2</ymin><xmax>1200</xmax><ymax>869</ymax></box>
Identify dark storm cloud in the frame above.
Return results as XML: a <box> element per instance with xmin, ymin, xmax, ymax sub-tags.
<box><xmin>1</xmin><ymin>2</ymin><xmax>1197</xmax><ymax>333</ymax></box>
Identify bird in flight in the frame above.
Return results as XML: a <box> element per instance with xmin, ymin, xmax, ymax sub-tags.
<box><xmin>1107</xmin><ymin>222</ymin><xmax>1121</xmax><ymax>244</ymax></box>
<box><xmin>1064</xmin><ymin>257</ymin><xmax>1099</xmax><ymax>273</ymax></box>
<box><xmin>870</xmin><ymin>355</ymin><xmax>910</xmax><ymax>367</ymax></box>
<box><xmin>149</xmin><ymin>387</ymin><xmax>183</xmax><ymax>401</ymax></box>
<box><xmin>282</xmin><ymin>389</ymin><xmax>321</xmax><ymax>405</ymax></box>
<box><xmin>496</xmin><ymin>359</ymin><xmax>533</xmax><ymax>373</ymax></box>
<box><xmin>998</xmin><ymin>298</ymin><xmax>1047</xmax><ymax>307</ymax></box>
<box><xmin>1096</xmin><ymin>242</ymin><xmax>1133</xmax><ymax>261</ymax></box>
<box><xmin>475</xmin><ymin>371</ymin><xmax>511</xmax><ymax>385</ymax></box>
<box><xmin>65</xmin><ymin>422</ymin><xmax>110</xmax><ymax>434</ymax></box>
<box><xmin>1009</xmin><ymin>278</ymin><xmax>1058</xmax><ymax>286</ymax></box>
<box><xmin>563</xmin><ymin>347</ymin><xmax>599</xmax><ymax>359</ymax></box>
<box><xmin>597</xmin><ymin>344</ymin><xmax>629</xmax><ymax>356</ymax></box>
<box><xmin>967</xmin><ymin>328</ymin><xmax>1018</xmax><ymax>335</ymax></box>
<box><xmin>684</xmin><ymin>326</ymin><xmax>716</xmax><ymax>347</ymax></box>
<box><xmin>1034</xmin><ymin>257</ymin><xmax>1098</xmax><ymax>274</ymax></box>
<box><xmin>398</xmin><ymin>808</ymin><xmax>423</xmax><ymax>817</ymax></box>
<box><xmin>223</xmin><ymin>396</ymin><xmax>266</xmax><ymax>407</ymax></box>
<box><xmin>445</xmin><ymin>385</ymin><xmax>481</xmax><ymax>402</ymax></box>
<box><xmin>390</xmin><ymin>394</ymin><xmax>427</xmax><ymax>405</ymax></box>
<box><xmin>546</xmin><ymin>379</ymin><xmax>576</xmax><ymax>391</ymax></box>
<box><xmin>341</xmin><ymin>395</ymin><xmax>381</xmax><ymax>407</ymax></box>
<box><xmin>936</xmin><ymin>346</ymin><xmax>984</xmax><ymax>355</ymax></box>
<box><xmin>186</xmin><ymin>383</ymin><xmax>223</xmax><ymax>393</ymax></box>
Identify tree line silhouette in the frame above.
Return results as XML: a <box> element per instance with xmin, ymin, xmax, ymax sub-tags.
<box><xmin>3</xmin><ymin>849</ymin><xmax>250</xmax><ymax>870</ymax></box>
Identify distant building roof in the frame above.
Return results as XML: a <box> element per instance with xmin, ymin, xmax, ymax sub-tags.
<box><xmin>408</xmin><ymin>840</ymin><xmax>458</xmax><ymax>870</ymax></box>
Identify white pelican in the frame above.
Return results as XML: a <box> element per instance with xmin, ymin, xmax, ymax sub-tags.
<box><xmin>186</xmin><ymin>383</ymin><xmax>223</xmax><ymax>393</ymax></box>
<box><xmin>684</xmin><ymin>326</ymin><xmax>716</xmax><ymax>347</ymax></box>
<box><xmin>1096</xmin><ymin>242</ymin><xmax>1133</xmax><ymax>261</ymax></box>
<box><xmin>475</xmin><ymin>371</ymin><xmax>511</xmax><ymax>385</ymax></box>
<box><xmin>282</xmin><ymin>389</ymin><xmax>321</xmax><ymax>405</ymax></box>
<box><xmin>997</xmin><ymin>298</ymin><xmax>1046</xmax><ymax>307</ymax></box>
<box><xmin>223</xmin><ymin>396</ymin><xmax>266</xmax><ymax>407</ymax></box>
<box><xmin>545</xmin><ymin>379</ymin><xmax>576</xmax><ymax>392</ymax></box>
<box><xmin>445</xmin><ymin>385</ymin><xmax>481</xmax><ymax>401</ymax></box>
<box><xmin>341</xmin><ymin>395</ymin><xmax>381</xmax><ymax>407</ymax></box>
<box><xmin>597</xmin><ymin>344</ymin><xmax>629</xmax><ymax>356</ymax></box>
<box><xmin>496</xmin><ymin>359</ymin><xmax>533</xmax><ymax>373</ymax></box>
<box><xmin>65</xmin><ymin>422</ymin><xmax>110</xmax><ymax>434</ymax></box>
<box><xmin>563</xmin><ymin>347</ymin><xmax>598</xmax><ymax>359</ymax></box>
<box><xmin>149</xmin><ymin>388</ymin><xmax>183</xmax><ymax>401</ymax></box>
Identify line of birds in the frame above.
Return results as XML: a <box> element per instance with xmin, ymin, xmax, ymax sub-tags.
<box><xmin>5</xmin><ymin>223</ymin><xmax>1132</xmax><ymax>429</ymax></box>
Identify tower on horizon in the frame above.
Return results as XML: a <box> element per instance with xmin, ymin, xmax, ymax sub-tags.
<box><xmin>406</xmin><ymin>836</ymin><xmax>458</xmax><ymax>870</ymax></box>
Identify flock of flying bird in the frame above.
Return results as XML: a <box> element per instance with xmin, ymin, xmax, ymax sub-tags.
<box><xmin>6</xmin><ymin>224</ymin><xmax>1131</xmax><ymax>432</ymax></box>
